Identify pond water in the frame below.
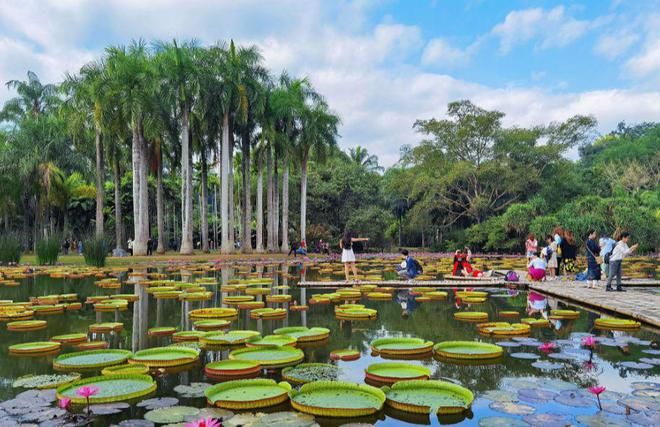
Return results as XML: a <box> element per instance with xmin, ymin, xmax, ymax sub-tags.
<box><xmin>0</xmin><ymin>258</ymin><xmax>658</xmax><ymax>426</ymax></box>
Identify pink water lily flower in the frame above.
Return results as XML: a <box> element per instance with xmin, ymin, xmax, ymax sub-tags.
<box><xmin>57</xmin><ymin>397</ymin><xmax>71</xmax><ymax>410</ymax></box>
<box><xmin>185</xmin><ymin>417</ymin><xmax>222</xmax><ymax>427</ymax></box>
<box><xmin>538</xmin><ymin>342</ymin><xmax>557</xmax><ymax>353</ymax></box>
<box><xmin>76</xmin><ymin>385</ymin><xmax>99</xmax><ymax>398</ymax></box>
<box><xmin>581</xmin><ymin>336</ymin><xmax>597</xmax><ymax>347</ymax></box>
<box><xmin>588</xmin><ymin>385</ymin><xmax>606</xmax><ymax>395</ymax></box>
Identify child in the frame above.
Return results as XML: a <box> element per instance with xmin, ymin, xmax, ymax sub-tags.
<box><xmin>527</xmin><ymin>252</ymin><xmax>547</xmax><ymax>281</ymax></box>
<box><xmin>543</xmin><ymin>235</ymin><xmax>557</xmax><ymax>279</ymax></box>
<box><xmin>525</xmin><ymin>234</ymin><xmax>538</xmax><ymax>260</ymax></box>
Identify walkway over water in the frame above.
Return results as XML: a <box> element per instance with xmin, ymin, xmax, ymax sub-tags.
<box><xmin>528</xmin><ymin>281</ymin><xmax>660</xmax><ymax>328</ymax></box>
<box><xmin>298</xmin><ymin>278</ymin><xmax>505</xmax><ymax>288</ymax></box>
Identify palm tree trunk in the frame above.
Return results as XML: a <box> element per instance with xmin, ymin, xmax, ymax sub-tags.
<box><xmin>180</xmin><ymin>107</ymin><xmax>194</xmax><ymax>254</ymax></box>
<box><xmin>213</xmin><ymin>184</ymin><xmax>218</xmax><ymax>250</ymax></box>
<box><xmin>200</xmin><ymin>148</ymin><xmax>209</xmax><ymax>253</ymax></box>
<box><xmin>228</xmin><ymin>124</ymin><xmax>235</xmax><ymax>250</ymax></box>
<box><xmin>241</xmin><ymin>130</ymin><xmax>252</xmax><ymax>253</ymax></box>
<box><xmin>280</xmin><ymin>149</ymin><xmax>289</xmax><ymax>253</ymax></box>
<box><xmin>94</xmin><ymin>127</ymin><xmax>104</xmax><ymax>237</ymax></box>
<box><xmin>273</xmin><ymin>150</ymin><xmax>280</xmax><ymax>250</ymax></box>
<box><xmin>156</xmin><ymin>144</ymin><xmax>165</xmax><ymax>254</ymax></box>
<box><xmin>255</xmin><ymin>151</ymin><xmax>264</xmax><ymax>253</ymax></box>
<box><xmin>113</xmin><ymin>158</ymin><xmax>123</xmax><ymax>250</ymax></box>
<box><xmin>300</xmin><ymin>152</ymin><xmax>308</xmax><ymax>244</ymax></box>
<box><xmin>132</xmin><ymin>116</ymin><xmax>149</xmax><ymax>256</ymax></box>
<box><xmin>220</xmin><ymin>112</ymin><xmax>231</xmax><ymax>254</ymax></box>
<box><xmin>266</xmin><ymin>147</ymin><xmax>275</xmax><ymax>252</ymax></box>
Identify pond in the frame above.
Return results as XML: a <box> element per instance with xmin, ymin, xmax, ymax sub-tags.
<box><xmin>0</xmin><ymin>257</ymin><xmax>658</xmax><ymax>426</ymax></box>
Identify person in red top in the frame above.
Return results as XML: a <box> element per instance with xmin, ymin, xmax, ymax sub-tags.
<box><xmin>452</xmin><ymin>248</ymin><xmax>485</xmax><ymax>277</ymax></box>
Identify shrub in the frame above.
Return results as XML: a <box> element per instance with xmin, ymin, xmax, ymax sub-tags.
<box><xmin>83</xmin><ymin>235</ymin><xmax>109</xmax><ymax>267</ymax></box>
<box><xmin>0</xmin><ymin>235</ymin><xmax>22</xmax><ymax>264</ymax></box>
<box><xmin>36</xmin><ymin>235</ymin><xmax>60</xmax><ymax>265</ymax></box>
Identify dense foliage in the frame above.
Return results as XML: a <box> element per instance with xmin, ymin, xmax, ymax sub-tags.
<box><xmin>0</xmin><ymin>43</ymin><xmax>657</xmax><ymax>256</ymax></box>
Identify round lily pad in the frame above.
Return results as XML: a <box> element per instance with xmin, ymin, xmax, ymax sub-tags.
<box><xmin>56</xmin><ymin>374</ymin><xmax>156</xmax><ymax>404</ymax></box>
<box><xmin>489</xmin><ymin>401</ymin><xmax>535</xmax><ymax>415</ymax></box>
<box><xmin>601</xmin><ymin>402</ymin><xmax>628</xmax><ymax>415</ymax></box>
<box><xmin>189</xmin><ymin>308</ymin><xmax>237</xmax><ymax>320</ymax></box>
<box><xmin>453</xmin><ymin>312</ymin><xmax>488</xmax><ymax>322</ymax></box>
<box><xmin>137</xmin><ymin>397</ymin><xmax>179</xmax><ymax>410</ymax></box>
<box><xmin>330</xmin><ymin>349</ymin><xmax>360</xmax><ymax>361</ymax></box>
<box><xmin>129</xmin><ymin>347</ymin><xmax>199</xmax><ymax>368</ymax></box>
<box><xmin>433</xmin><ymin>341</ymin><xmax>503</xmax><ymax>360</ymax></box>
<box><xmin>518</xmin><ymin>388</ymin><xmax>557</xmax><ymax>403</ymax></box>
<box><xmin>9</xmin><ymin>341</ymin><xmax>61</xmax><ymax>355</ymax></box>
<box><xmin>335</xmin><ymin>308</ymin><xmax>378</xmax><ymax>320</ymax></box>
<box><xmin>371</xmin><ymin>337</ymin><xmax>434</xmax><ymax>356</ymax></box>
<box><xmin>7</xmin><ymin>320</ymin><xmax>47</xmax><ymax>332</ymax></box>
<box><xmin>627</xmin><ymin>410</ymin><xmax>660</xmax><ymax>427</ymax></box>
<box><xmin>173</xmin><ymin>382</ymin><xmax>211</xmax><ymax>398</ymax></box>
<box><xmin>531</xmin><ymin>361</ymin><xmax>563</xmax><ymax>370</ymax></box>
<box><xmin>549</xmin><ymin>309</ymin><xmax>579</xmax><ymax>320</ymax></box>
<box><xmin>273</xmin><ymin>327</ymin><xmax>330</xmax><ymax>342</ymax></box>
<box><xmin>172</xmin><ymin>331</ymin><xmax>206</xmax><ymax>342</ymax></box>
<box><xmin>282</xmin><ymin>363</ymin><xmax>341</xmax><ymax>384</ymax></box>
<box><xmin>478</xmin><ymin>416</ymin><xmax>528</xmax><ymax>427</ymax></box>
<box><xmin>642</xmin><ymin>349</ymin><xmax>660</xmax><ymax>355</ymax></box>
<box><xmin>193</xmin><ymin>320</ymin><xmax>231</xmax><ymax>331</ymax></box>
<box><xmin>147</xmin><ymin>327</ymin><xmax>177</xmax><ymax>337</ymax></box>
<box><xmin>639</xmin><ymin>357</ymin><xmax>660</xmax><ymax>366</ymax></box>
<box><xmin>479</xmin><ymin>389</ymin><xmax>518</xmax><ymax>402</ymax></box>
<box><xmin>247</xmin><ymin>334</ymin><xmax>297</xmax><ymax>347</ymax></box>
<box><xmin>144</xmin><ymin>406</ymin><xmax>200</xmax><ymax>424</ymax></box>
<box><xmin>495</xmin><ymin>341</ymin><xmax>521</xmax><ymax>348</ymax></box>
<box><xmin>509</xmin><ymin>352</ymin><xmax>540</xmax><ymax>360</ymax></box>
<box><xmin>101</xmin><ymin>363</ymin><xmax>149</xmax><ymax>376</ymax></box>
<box><xmin>523</xmin><ymin>413</ymin><xmax>573</xmax><ymax>427</ymax></box>
<box><xmin>205</xmin><ymin>360</ymin><xmax>262</xmax><ymax>380</ymax></box>
<box><xmin>365</xmin><ymin>362</ymin><xmax>431</xmax><ymax>384</ymax></box>
<box><xmin>12</xmin><ymin>373</ymin><xmax>81</xmax><ymax>389</ymax></box>
<box><xmin>249</xmin><ymin>308</ymin><xmax>287</xmax><ymax>319</ymax></box>
<box><xmin>594</xmin><ymin>318</ymin><xmax>640</xmax><ymax>330</ymax></box>
<box><xmin>576</xmin><ymin>413</ymin><xmax>631</xmax><ymax>427</ymax></box>
<box><xmin>89</xmin><ymin>402</ymin><xmax>130</xmax><ymax>415</ymax></box>
<box><xmin>383</xmin><ymin>380</ymin><xmax>473</xmax><ymax>415</ymax></box>
<box><xmin>205</xmin><ymin>379</ymin><xmax>292</xmax><ymax>410</ymax></box>
<box><xmin>51</xmin><ymin>333</ymin><xmax>88</xmax><ymax>344</ymax></box>
<box><xmin>229</xmin><ymin>346</ymin><xmax>304</xmax><ymax>368</ymax></box>
<box><xmin>290</xmin><ymin>380</ymin><xmax>385</xmax><ymax>417</ymax></box>
<box><xmin>620</xmin><ymin>361</ymin><xmax>654</xmax><ymax>369</ymax></box>
<box><xmin>631</xmin><ymin>381</ymin><xmax>660</xmax><ymax>390</ymax></box>
<box><xmin>478</xmin><ymin>322</ymin><xmax>530</xmax><ymax>336</ymax></box>
<box><xmin>200</xmin><ymin>330</ymin><xmax>261</xmax><ymax>346</ymax></box>
<box><xmin>53</xmin><ymin>349</ymin><xmax>132</xmax><ymax>371</ymax></box>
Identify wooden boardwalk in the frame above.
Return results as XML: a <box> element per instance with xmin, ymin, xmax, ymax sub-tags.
<box><xmin>298</xmin><ymin>279</ymin><xmax>505</xmax><ymax>288</ymax></box>
<box><xmin>528</xmin><ymin>281</ymin><xmax>660</xmax><ymax>328</ymax></box>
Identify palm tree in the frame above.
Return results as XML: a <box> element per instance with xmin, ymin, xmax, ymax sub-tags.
<box><xmin>105</xmin><ymin>41</ymin><xmax>153</xmax><ymax>255</ymax></box>
<box><xmin>1</xmin><ymin>71</ymin><xmax>58</xmax><ymax>122</ymax></box>
<box><xmin>50</xmin><ymin>172</ymin><xmax>95</xmax><ymax>233</ymax></box>
<box><xmin>153</xmin><ymin>39</ymin><xmax>200</xmax><ymax>255</ymax></box>
<box><xmin>349</xmin><ymin>146</ymin><xmax>383</xmax><ymax>172</ymax></box>
<box><xmin>296</xmin><ymin>99</ymin><xmax>340</xmax><ymax>244</ymax></box>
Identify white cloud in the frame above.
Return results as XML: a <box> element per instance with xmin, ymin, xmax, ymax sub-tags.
<box><xmin>594</xmin><ymin>30</ymin><xmax>639</xmax><ymax>59</ymax></box>
<box><xmin>421</xmin><ymin>38</ymin><xmax>472</xmax><ymax>67</ymax></box>
<box><xmin>491</xmin><ymin>6</ymin><xmax>590</xmax><ymax>53</ymax></box>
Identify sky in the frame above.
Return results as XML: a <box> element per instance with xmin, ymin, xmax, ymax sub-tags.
<box><xmin>1</xmin><ymin>0</ymin><xmax>660</xmax><ymax>166</ymax></box>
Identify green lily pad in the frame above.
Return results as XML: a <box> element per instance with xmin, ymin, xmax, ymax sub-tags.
<box><xmin>282</xmin><ymin>363</ymin><xmax>341</xmax><ymax>384</ymax></box>
<box><xmin>523</xmin><ymin>413</ymin><xmax>573</xmax><ymax>427</ymax></box>
<box><xmin>478</xmin><ymin>416</ymin><xmax>528</xmax><ymax>427</ymax></box>
<box><xmin>576</xmin><ymin>413</ymin><xmax>631</xmax><ymax>427</ymax></box>
<box><xmin>433</xmin><ymin>341</ymin><xmax>503</xmax><ymax>360</ymax></box>
<box><xmin>384</xmin><ymin>379</ymin><xmax>473</xmax><ymax>414</ymax></box>
<box><xmin>193</xmin><ymin>320</ymin><xmax>231</xmax><ymax>331</ymax></box>
<box><xmin>137</xmin><ymin>397</ymin><xmax>179</xmax><ymax>410</ymax></box>
<box><xmin>205</xmin><ymin>359</ymin><xmax>261</xmax><ymax>378</ymax></box>
<box><xmin>129</xmin><ymin>347</ymin><xmax>199</xmax><ymax>368</ymax></box>
<box><xmin>56</xmin><ymin>374</ymin><xmax>156</xmax><ymax>404</ymax></box>
<box><xmin>12</xmin><ymin>373</ymin><xmax>81</xmax><ymax>389</ymax></box>
<box><xmin>365</xmin><ymin>362</ymin><xmax>430</xmax><ymax>384</ymax></box>
<box><xmin>518</xmin><ymin>388</ymin><xmax>557</xmax><ymax>403</ymax></box>
<box><xmin>370</xmin><ymin>337</ymin><xmax>433</xmax><ymax>355</ymax></box>
<box><xmin>102</xmin><ymin>363</ymin><xmax>150</xmax><ymax>376</ymax></box>
<box><xmin>290</xmin><ymin>381</ymin><xmax>385</xmax><ymax>416</ymax></box>
<box><xmin>53</xmin><ymin>349</ymin><xmax>132</xmax><ymax>370</ymax></box>
<box><xmin>144</xmin><ymin>406</ymin><xmax>200</xmax><ymax>424</ymax></box>
<box><xmin>205</xmin><ymin>379</ymin><xmax>292</xmax><ymax>409</ymax></box>
<box><xmin>201</xmin><ymin>330</ymin><xmax>261</xmax><ymax>346</ymax></box>
<box><xmin>229</xmin><ymin>346</ymin><xmax>304</xmax><ymax>368</ymax></box>
<box><xmin>273</xmin><ymin>327</ymin><xmax>330</xmax><ymax>342</ymax></box>
<box><xmin>245</xmin><ymin>411</ymin><xmax>317</xmax><ymax>427</ymax></box>
<box><xmin>50</xmin><ymin>333</ymin><xmax>87</xmax><ymax>343</ymax></box>
<box><xmin>479</xmin><ymin>389</ymin><xmax>518</xmax><ymax>402</ymax></box>
<box><xmin>247</xmin><ymin>334</ymin><xmax>297</xmax><ymax>347</ymax></box>
<box><xmin>489</xmin><ymin>401</ymin><xmax>535</xmax><ymax>415</ymax></box>
<box><xmin>9</xmin><ymin>341</ymin><xmax>61</xmax><ymax>354</ymax></box>
<box><xmin>173</xmin><ymin>382</ymin><xmax>211</xmax><ymax>398</ymax></box>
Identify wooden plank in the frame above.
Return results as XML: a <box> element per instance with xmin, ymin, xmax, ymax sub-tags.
<box><xmin>298</xmin><ymin>279</ymin><xmax>506</xmax><ymax>288</ymax></box>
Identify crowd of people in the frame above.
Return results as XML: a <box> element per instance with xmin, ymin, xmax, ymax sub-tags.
<box><xmin>526</xmin><ymin>227</ymin><xmax>639</xmax><ymax>291</ymax></box>
<box><xmin>62</xmin><ymin>238</ymin><xmax>83</xmax><ymax>255</ymax></box>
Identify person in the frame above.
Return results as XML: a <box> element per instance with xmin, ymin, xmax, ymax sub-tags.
<box><xmin>322</xmin><ymin>240</ymin><xmax>330</xmax><ymax>255</ymax></box>
<box><xmin>561</xmin><ymin>230</ymin><xmax>578</xmax><ymax>274</ymax></box>
<box><xmin>451</xmin><ymin>249</ymin><xmax>468</xmax><ymax>276</ymax></box>
<box><xmin>396</xmin><ymin>249</ymin><xmax>422</xmax><ymax>280</ymax></box>
<box><xmin>543</xmin><ymin>235</ymin><xmax>557</xmax><ymax>279</ymax></box>
<box><xmin>525</xmin><ymin>234</ymin><xmax>538</xmax><ymax>260</ymax></box>
<box><xmin>552</xmin><ymin>227</ymin><xmax>564</xmax><ymax>276</ymax></box>
<box><xmin>599</xmin><ymin>235</ymin><xmax>617</xmax><ymax>278</ymax></box>
<box><xmin>452</xmin><ymin>248</ymin><xmax>490</xmax><ymax>277</ymax></box>
<box><xmin>77</xmin><ymin>240</ymin><xmax>83</xmax><ymax>255</ymax></box>
<box><xmin>146</xmin><ymin>237</ymin><xmax>153</xmax><ymax>256</ymax></box>
<box><xmin>527</xmin><ymin>251</ymin><xmax>547</xmax><ymax>281</ymax></box>
<box><xmin>526</xmin><ymin>291</ymin><xmax>548</xmax><ymax>316</ymax></box>
<box><xmin>297</xmin><ymin>240</ymin><xmax>308</xmax><ymax>256</ymax></box>
<box><xmin>339</xmin><ymin>230</ymin><xmax>368</xmax><ymax>282</ymax></box>
<box><xmin>288</xmin><ymin>241</ymin><xmax>300</xmax><ymax>257</ymax></box>
<box><xmin>606</xmin><ymin>232</ymin><xmax>638</xmax><ymax>292</ymax></box>
<box><xmin>127</xmin><ymin>237</ymin><xmax>134</xmax><ymax>256</ymax></box>
<box><xmin>585</xmin><ymin>229</ymin><xmax>601</xmax><ymax>289</ymax></box>
<box><xmin>62</xmin><ymin>238</ymin><xmax>70</xmax><ymax>255</ymax></box>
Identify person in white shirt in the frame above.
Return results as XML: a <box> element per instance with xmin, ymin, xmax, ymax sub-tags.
<box><xmin>127</xmin><ymin>238</ymin><xmax>134</xmax><ymax>256</ymax></box>
<box><xmin>606</xmin><ymin>232</ymin><xmax>638</xmax><ymax>292</ymax></box>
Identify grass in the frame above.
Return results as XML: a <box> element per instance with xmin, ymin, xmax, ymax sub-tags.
<box><xmin>36</xmin><ymin>236</ymin><xmax>60</xmax><ymax>265</ymax></box>
<box><xmin>83</xmin><ymin>236</ymin><xmax>109</xmax><ymax>267</ymax></box>
<box><xmin>0</xmin><ymin>235</ymin><xmax>22</xmax><ymax>264</ymax></box>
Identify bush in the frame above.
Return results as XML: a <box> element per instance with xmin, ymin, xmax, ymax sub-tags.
<box><xmin>83</xmin><ymin>235</ymin><xmax>109</xmax><ymax>267</ymax></box>
<box><xmin>36</xmin><ymin>236</ymin><xmax>60</xmax><ymax>265</ymax></box>
<box><xmin>0</xmin><ymin>235</ymin><xmax>22</xmax><ymax>264</ymax></box>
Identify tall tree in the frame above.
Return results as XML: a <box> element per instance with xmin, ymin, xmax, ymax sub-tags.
<box><xmin>349</xmin><ymin>146</ymin><xmax>382</xmax><ymax>172</ymax></box>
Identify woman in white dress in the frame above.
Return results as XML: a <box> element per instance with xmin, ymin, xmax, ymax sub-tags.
<box><xmin>339</xmin><ymin>230</ymin><xmax>369</xmax><ymax>282</ymax></box>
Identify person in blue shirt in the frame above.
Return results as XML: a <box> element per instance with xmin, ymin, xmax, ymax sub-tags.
<box><xmin>396</xmin><ymin>249</ymin><xmax>421</xmax><ymax>280</ymax></box>
<box><xmin>599</xmin><ymin>235</ymin><xmax>616</xmax><ymax>277</ymax></box>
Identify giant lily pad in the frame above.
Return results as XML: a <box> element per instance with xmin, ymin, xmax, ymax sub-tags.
<box><xmin>129</xmin><ymin>347</ymin><xmax>199</xmax><ymax>368</ymax></box>
<box><xmin>523</xmin><ymin>413</ymin><xmax>573</xmax><ymax>427</ymax></box>
<box><xmin>531</xmin><ymin>361</ymin><xmax>563</xmax><ymax>371</ymax></box>
<box><xmin>517</xmin><ymin>388</ymin><xmax>557</xmax><ymax>403</ymax></box>
<box><xmin>335</xmin><ymin>308</ymin><xmax>377</xmax><ymax>320</ymax></box>
<box><xmin>53</xmin><ymin>349</ymin><xmax>132</xmax><ymax>370</ymax></box>
<box><xmin>56</xmin><ymin>374</ymin><xmax>156</xmax><ymax>404</ymax></box>
<box><xmin>200</xmin><ymin>330</ymin><xmax>261</xmax><ymax>346</ymax></box>
<box><xmin>477</xmin><ymin>322</ymin><xmax>531</xmax><ymax>336</ymax></box>
<box><xmin>229</xmin><ymin>346</ymin><xmax>304</xmax><ymax>368</ymax></box>
<box><xmin>453</xmin><ymin>312</ymin><xmax>488</xmax><ymax>322</ymax></box>
<box><xmin>383</xmin><ymin>380</ymin><xmax>473</xmax><ymax>415</ymax></box>
<box><xmin>576</xmin><ymin>413</ymin><xmax>631</xmax><ymax>427</ymax></box>
<box><xmin>365</xmin><ymin>362</ymin><xmax>431</xmax><ymax>385</ymax></box>
<box><xmin>509</xmin><ymin>352</ymin><xmax>540</xmax><ymax>360</ymax></box>
<box><xmin>174</xmin><ymin>382</ymin><xmax>211</xmax><ymax>398</ymax></box>
<box><xmin>205</xmin><ymin>379</ymin><xmax>292</xmax><ymax>410</ymax></box>
<box><xmin>282</xmin><ymin>363</ymin><xmax>341</xmax><ymax>384</ymax></box>
<box><xmin>489</xmin><ymin>401</ymin><xmax>535</xmax><ymax>415</ymax></box>
<box><xmin>594</xmin><ymin>318</ymin><xmax>641</xmax><ymax>330</ymax></box>
<box><xmin>478</xmin><ymin>416</ymin><xmax>528</xmax><ymax>427</ymax></box>
<box><xmin>137</xmin><ymin>397</ymin><xmax>179</xmax><ymax>410</ymax></box>
<box><xmin>549</xmin><ymin>309</ymin><xmax>579</xmax><ymax>320</ymax></box>
<box><xmin>7</xmin><ymin>320</ymin><xmax>47</xmax><ymax>332</ymax></box>
<box><xmin>12</xmin><ymin>373</ymin><xmax>81</xmax><ymax>389</ymax></box>
<box><xmin>9</xmin><ymin>341</ymin><xmax>61</xmax><ymax>355</ymax></box>
<box><xmin>205</xmin><ymin>360</ymin><xmax>262</xmax><ymax>380</ymax></box>
<box><xmin>290</xmin><ymin>380</ymin><xmax>385</xmax><ymax>417</ymax></box>
<box><xmin>144</xmin><ymin>406</ymin><xmax>200</xmax><ymax>424</ymax></box>
<box><xmin>50</xmin><ymin>333</ymin><xmax>88</xmax><ymax>344</ymax></box>
<box><xmin>433</xmin><ymin>341</ymin><xmax>503</xmax><ymax>360</ymax></box>
<box><xmin>102</xmin><ymin>363</ymin><xmax>149</xmax><ymax>376</ymax></box>
<box><xmin>620</xmin><ymin>361</ymin><xmax>654</xmax><ymax>370</ymax></box>
<box><xmin>193</xmin><ymin>320</ymin><xmax>231</xmax><ymax>331</ymax></box>
<box><xmin>249</xmin><ymin>308</ymin><xmax>287</xmax><ymax>319</ymax></box>
<box><xmin>189</xmin><ymin>308</ymin><xmax>237</xmax><ymax>320</ymax></box>
<box><xmin>330</xmin><ymin>349</ymin><xmax>360</xmax><ymax>361</ymax></box>
<box><xmin>370</xmin><ymin>337</ymin><xmax>433</xmax><ymax>356</ymax></box>
<box><xmin>273</xmin><ymin>327</ymin><xmax>330</xmax><ymax>342</ymax></box>
<box><xmin>247</xmin><ymin>334</ymin><xmax>297</xmax><ymax>347</ymax></box>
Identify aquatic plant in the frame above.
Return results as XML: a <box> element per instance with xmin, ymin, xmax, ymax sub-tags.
<box><xmin>36</xmin><ymin>235</ymin><xmax>60</xmax><ymax>265</ymax></box>
<box><xmin>0</xmin><ymin>234</ymin><xmax>22</xmax><ymax>264</ymax></box>
<box><xmin>538</xmin><ymin>342</ymin><xmax>557</xmax><ymax>353</ymax></box>
<box><xmin>588</xmin><ymin>385</ymin><xmax>605</xmax><ymax>410</ymax></box>
<box><xmin>76</xmin><ymin>385</ymin><xmax>99</xmax><ymax>414</ymax></box>
<box><xmin>185</xmin><ymin>417</ymin><xmax>221</xmax><ymax>427</ymax></box>
<box><xmin>83</xmin><ymin>235</ymin><xmax>108</xmax><ymax>267</ymax></box>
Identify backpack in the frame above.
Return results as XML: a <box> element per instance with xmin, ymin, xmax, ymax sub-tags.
<box><xmin>412</xmin><ymin>258</ymin><xmax>423</xmax><ymax>274</ymax></box>
<box><xmin>604</xmin><ymin>242</ymin><xmax>616</xmax><ymax>264</ymax></box>
<box><xmin>505</xmin><ymin>271</ymin><xmax>519</xmax><ymax>282</ymax></box>
<box><xmin>543</xmin><ymin>245</ymin><xmax>553</xmax><ymax>260</ymax></box>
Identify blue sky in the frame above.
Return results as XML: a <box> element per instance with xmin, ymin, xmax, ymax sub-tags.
<box><xmin>1</xmin><ymin>0</ymin><xmax>659</xmax><ymax>165</ymax></box>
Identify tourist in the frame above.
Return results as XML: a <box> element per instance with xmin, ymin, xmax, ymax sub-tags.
<box><xmin>77</xmin><ymin>240</ymin><xmax>83</xmax><ymax>255</ymax></box>
<box><xmin>62</xmin><ymin>238</ymin><xmax>70</xmax><ymax>255</ymax></box>
<box><xmin>552</xmin><ymin>227</ymin><xmax>564</xmax><ymax>276</ymax></box>
<box><xmin>396</xmin><ymin>249</ymin><xmax>422</xmax><ymax>280</ymax></box>
<box><xmin>527</xmin><ymin>252</ymin><xmax>547</xmax><ymax>281</ymax></box>
<box><xmin>127</xmin><ymin>237</ymin><xmax>134</xmax><ymax>256</ymax></box>
<box><xmin>339</xmin><ymin>230</ymin><xmax>368</xmax><ymax>282</ymax></box>
<box><xmin>525</xmin><ymin>233</ymin><xmax>538</xmax><ymax>260</ymax></box>
<box><xmin>599</xmin><ymin>235</ymin><xmax>617</xmax><ymax>278</ymax></box>
<box><xmin>543</xmin><ymin>235</ymin><xmax>557</xmax><ymax>279</ymax></box>
<box><xmin>452</xmin><ymin>248</ymin><xmax>490</xmax><ymax>277</ymax></box>
<box><xmin>606</xmin><ymin>232</ymin><xmax>639</xmax><ymax>292</ymax></box>
<box><xmin>560</xmin><ymin>230</ymin><xmax>578</xmax><ymax>274</ymax></box>
<box><xmin>585</xmin><ymin>230</ymin><xmax>601</xmax><ymax>288</ymax></box>
<box><xmin>288</xmin><ymin>241</ymin><xmax>300</xmax><ymax>257</ymax></box>
<box><xmin>451</xmin><ymin>249</ymin><xmax>468</xmax><ymax>276</ymax></box>
<box><xmin>297</xmin><ymin>240</ymin><xmax>308</xmax><ymax>256</ymax></box>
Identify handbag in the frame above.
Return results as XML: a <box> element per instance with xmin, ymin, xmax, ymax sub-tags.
<box><xmin>585</xmin><ymin>241</ymin><xmax>603</xmax><ymax>264</ymax></box>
